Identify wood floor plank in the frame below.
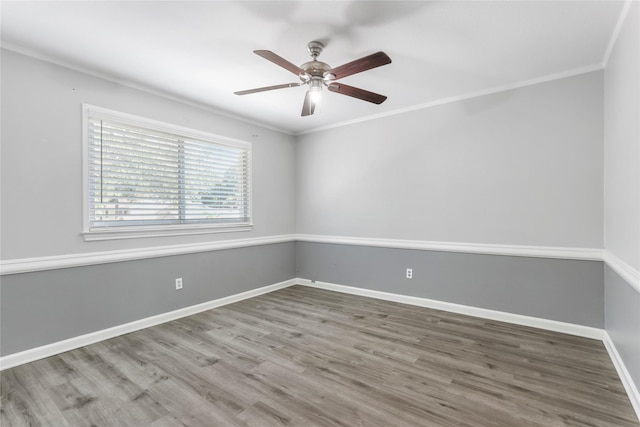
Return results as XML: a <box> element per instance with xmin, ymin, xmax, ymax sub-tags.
<box><xmin>1</xmin><ymin>365</ymin><xmax>71</xmax><ymax>427</ymax></box>
<box><xmin>1</xmin><ymin>285</ymin><xmax>638</xmax><ymax>426</ymax></box>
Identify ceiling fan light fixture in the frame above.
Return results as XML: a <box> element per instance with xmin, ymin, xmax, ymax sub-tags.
<box><xmin>309</xmin><ymin>89</ymin><xmax>322</xmax><ymax>105</ymax></box>
<box><xmin>309</xmin><ymin>78</ymin><xmax>323</xmax><ymax>104</ymax></box>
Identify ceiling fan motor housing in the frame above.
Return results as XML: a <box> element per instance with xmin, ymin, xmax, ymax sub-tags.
<box><xmin>301</xmin><ymin>41</ymin><xmax>334</xmax><ymax>83</ymax></box>
<box><xmin>300</xmin><ymin>60</ymin><xmax>332</xmax><ymax>80</ymax></box>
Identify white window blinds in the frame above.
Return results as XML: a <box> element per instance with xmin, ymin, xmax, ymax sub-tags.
<box><xmin>85</xmin><ymin>107</ymin><xmax>251</xmax><ymax>234</ymax></box>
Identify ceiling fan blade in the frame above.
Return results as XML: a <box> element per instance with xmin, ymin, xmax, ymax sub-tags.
<box><xmin>234</xmin><ymin>82</ymin><xmax>302</xmax><ymax>96</ymax></box>
<box><xmin>327</xmin><ymin>83</ymin><xmax>387</xmax><ymax>104</ymax></box>
<box><xmin>325</xmin><ymin>51</ymin><xmax>391</xmax><ymax>80</ymax></box>
<box><xmin>254</xmin><ymin>50</ymin><xmax>305</xmax><ymax>76</ymax></box>
<box><xmin>301</xmin><ymin>91</ymin><xmax>316</xmax><ymax>116</ymax></box>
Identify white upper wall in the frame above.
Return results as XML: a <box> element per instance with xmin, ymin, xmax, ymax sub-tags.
<box><xmin>0</xmin><ymin>50</ymin><xmax>297</xmax><ymax>259</ymax></box>
<box><xmin>604</xmin><ymin>1</ymin><xmax>640</xmax><ymax>271</ymax></box>
<box><xmin>296</xmin><ymin>71</ymin><xmax>604</xmax><ymax>249</ymax></box>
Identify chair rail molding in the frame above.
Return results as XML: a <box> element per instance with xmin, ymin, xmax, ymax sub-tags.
<box><xmin>0</xmin><ymin>234</ymin><xmax>296</xmax><ymax>275</ymax></box>
<box><xmin>5</xmin><ymin>234</ymin><xmax>639</xmax><ymax>295</ymax></box>
<box><xmin>602</xmin><ymin>250</ymin><xmax>640</xmax><ymax>293</ymax></box>
<box><xmin>295</xmin><ymin>234</ymin><xmax>604</xmax><ymax>261</ymax></box>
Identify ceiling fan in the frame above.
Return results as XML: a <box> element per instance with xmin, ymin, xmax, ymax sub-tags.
<box><xmin>234</xmin><ymin>41</ymin><xmax>392</xmax><ymax>116</ymax></box>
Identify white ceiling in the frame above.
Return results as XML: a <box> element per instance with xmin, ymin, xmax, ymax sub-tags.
<box><xmin>1</xmin><ymin>1</ymin><xmax>626</xmax><ymax>134</ymax></box>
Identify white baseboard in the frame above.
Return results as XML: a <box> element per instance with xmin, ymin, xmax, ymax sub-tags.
<box><xmin>0</xmin><ymin>278</ymin><xmax>296</xmax><ymax>371</ymax></box>
<box><xmin>297</xmin><ymin>279</ymin><xmax>604</xmax><ymax>340</ymax></box>
<box><xmin>0</xmin><ymin>276</ymin><xmax>602</xmax><ymax>371</ymax></box>
<box><xmin>603</xmin><ymin>332</ymin><xmax>640</xmax><ymax>421</ymax></box>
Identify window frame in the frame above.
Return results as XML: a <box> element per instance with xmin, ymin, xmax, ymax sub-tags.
<box><xmin>82</xmin><ymin>104</ymin><xmax>252</xmax><ymax>241</ymax></box>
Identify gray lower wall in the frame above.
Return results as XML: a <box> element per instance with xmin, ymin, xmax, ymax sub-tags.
<box><xmin>0</xmin><ymin>242</ymin><xmax>295</xmax><ymax>356</ymax></box>
<box><xmin>0</xmin><ymin>241</ymin><xmax>617</xmax><ymax>360</ymax></box>
<box><xmin>296</xmin><ymin>242</ymin><xmax>604</xmax><ymax>328</ymax></box>
<box><xmin>605</xmin><ymin>265</ymin><xmax>640</xmax><ymax>390</ymax></box>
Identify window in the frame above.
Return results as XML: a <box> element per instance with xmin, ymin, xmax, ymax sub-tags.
<box><xmin>83</xmin><ymin>105</ymin><xmax>251</xmax><ymax>240</ymax></box>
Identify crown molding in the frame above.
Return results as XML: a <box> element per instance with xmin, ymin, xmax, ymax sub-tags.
<box><xmin>0</xmin><ymin>44</ymin><xmax>293</xmax><ymax>136</ymax></box>
<box><xmin>297</xmin><ymin>63</ymin><xmax>604</xmax><ymax>136</ymax></box>
<box><xmin>603</xmin><ymin>0</ymin><xmax>634</xmax><ymax>66</ymax></box>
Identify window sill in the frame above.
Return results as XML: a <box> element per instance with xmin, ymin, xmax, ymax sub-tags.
<box><xmin>83</xmin><ymin>223</ymin><xmax>253</xmax><ymax>241</ymax></box>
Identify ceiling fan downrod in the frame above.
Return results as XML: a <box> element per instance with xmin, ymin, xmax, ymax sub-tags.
<box><xmin>306</xmin><ymin>40</ymin><xmax>324</xmax><ymax>59</ymax></box>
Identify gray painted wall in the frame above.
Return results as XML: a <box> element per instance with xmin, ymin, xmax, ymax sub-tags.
<box><xmin>0</xmin><ymin>49</ymin><xmax>298</xmax><ymax>358</ymax></box>
<box><xmin>1</xmin><ymin>242</ymin><xmax>295</xmax><ymax>356</ymax></box>
<box><xmin>604</xmin><ymin>1</ymin><xmax>640</xmax><ymax>272</ymax></box>
<box><xmin>296</xmin><ymin>71</ymin><xmax>604</xmax><ymax>249</ymax></box>
<box><xmin>0</xmin><ymin>49</ymin><xmax>296</xmax><ymax>260</ymax></box>
<box><xmin>296</xmin><ymin>242</ymin><xmax>604</xmax><ymax>328</ymax></box>
<box><xmin>605</xmin><ymin>266</ymin><xmax>640</xmax><ymax>390</ymax></box>
<box><xmin>603</xmin><ymin>2</ymin><xmax>640</xmax><ymax>394</ymax></box>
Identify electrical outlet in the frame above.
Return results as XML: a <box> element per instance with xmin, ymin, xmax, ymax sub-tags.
<box><xmin>175</xmin><ymin>277</ymin><xmax>183</xmax><ymax>290</ymax></box>
<box><xmin>406</xmin><ymin>268</ymin><xmax>413</xmax><ymax>279</ymax></box>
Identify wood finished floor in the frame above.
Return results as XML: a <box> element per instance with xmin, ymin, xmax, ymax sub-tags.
<box><xmin>1</xmin><ymin>285</ymin><xmax>638</xmax><ymax>427</ymax></box>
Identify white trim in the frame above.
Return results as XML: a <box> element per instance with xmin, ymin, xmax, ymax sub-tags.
<box><xmin>603</xmin><ymin>251</ymin><xmax>640</xmax><ymax>293</ymax></box>
<box><xmin>5</xmin><ymin>235</ymin><xmax>638</xmax><ymax>288</ymax></box>
<box><xmin>82</xmin><ymin>223</ymin><xmax>253</xmax><ymax>242</ymax></box>
<box><xmin>0</xmin><ymin>278</ymin><xmax>297</xmax><ymax>371</ymax></box>
<box><xmin>603</xmin><ymin>331</ymin><xmax>640</xmax><ymax>421</ymax></box>
<box><xmin>299</xmin><ymin>279</ymin><xmax>604</xmax><ymax>340</ymax></box>
<box><xmin>0</xmin><ymin>234</ymin><xmax>296</xmax><ymax>275</ymax></box>
<box><xmin>295</xmin><ymin>234</ymin><xmax>604</xmax><ymax>261</ymax></box>
<box><xmin>603</xmin><ymin>0</ymin><xmax>633</xmax><ymax>66</ymax></box>
<box><xmin>298</xmin><ymin>63</ymin><xmax>604</xmax><ymax>135</ymax></box>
